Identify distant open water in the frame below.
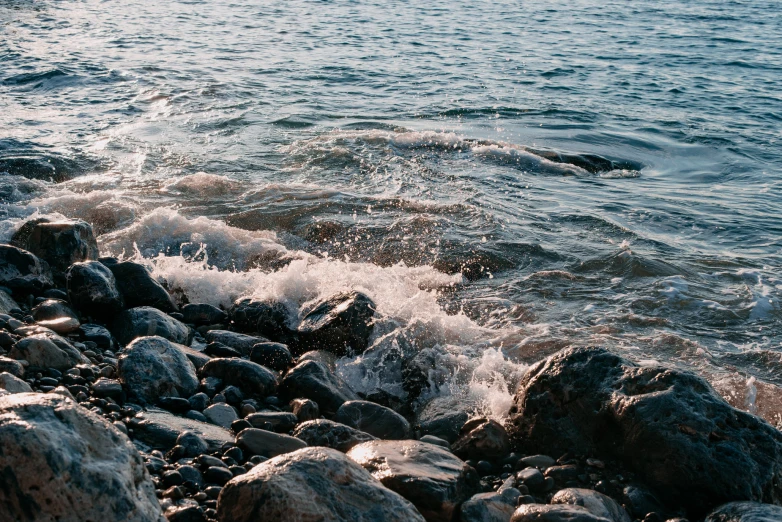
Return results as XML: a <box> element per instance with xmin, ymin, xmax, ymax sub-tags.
<box><xmin>1</xmin><ymin>0</ymin><xmax>781</xmax><ymax>422</ymax></box>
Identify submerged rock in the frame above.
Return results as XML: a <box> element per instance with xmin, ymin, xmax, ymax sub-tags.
<box><xmin>217</xmin><ymin>447</ymin><xmax>424</xmax><ymax>522</ymax></box>
<box><xmin>552</xmin><ymin>489</ymin><xmax>631</xmax><ymax>522</ymax></box>
<box><xmin>704</xmin><ymin>501</ymin><xmax>782</xmax><ymax>522</ymax></box>
<box><xmin>0</xmin><ymin>244</ymin><xmax>53</xmax><ymax>291</ymax></box>
<box><xmin>9</xmin><ymin>332</ymin><xmax>89</xmax><ymax>370</ymax></box>
<box><xmin>118</xmin><ymin>336</ymin><xmax>199</xmax><ymax>403</ymax></box>
<box><xmin>66</xmin><ymin>261</ymin><xmax>124</xmax><ymax>318</ymax></box>
<box><xmin>334</xmin><ymin>400</ymin><xmax>411</xmax><ymax>440</ymax></box>
<box><xmin>200</xmin><ymin>358</ymin><xmax>277</xmax><ymax>397</ymax></box>
<box><xmin>347</xmin><ymin>439</ymin><xmax>479</xmax><ymax>522</ymax></box>
<box><xmin>107</xmin><ymin>261</ymin><xmax>178</xmax><ymax>312</ymax></box>
<box><xmin>506</xmin><ymin>347</ymin><xmax>782</xmax><ymax>516</ymax></box>
<box><xmin>12</xmin><ymin>219</ymin><xmax>99</xmax><ymax>273</ymax></box>
<box><xmin>112</xmin><ymin>306</ymin><xmax>190</xmax><ymax>346</ymax></box>
<box><xmin>292</xmin><ymin>291</ymin><xmax>376</xmax><ymax>356</ymax></box>
<box><xmin>279</xmin><ymin>360</ymin><xmax>358</xmax><ymax>415</ymax></box>
<box><xmin>0</xmin><ymin>393</ymin><xmax>164</xmax><ymax>521</ymax></box>
<box><xmin>292</xmin><ymin>419</ymin><xmax>377</xmax><ymax>452</ymax></box>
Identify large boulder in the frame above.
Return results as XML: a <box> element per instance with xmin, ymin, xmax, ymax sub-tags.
<box><xmin>292</xmin><ymin>419</ymin><xmax>377</xmax><ymax>452</ymax></box>
<box><xmin>0</xmin><ymin>244</ymin><xmax>53</xmax><ymax>291</ymax></box>
<box><xmin>200</xmin><ymin>358</ymin><xmax>277</xmax><ymax>397</ymax></box>
<box><xmin>107</xmin><ymin>261</ymin><xmax>178</xmax><ymax>312</ymax></box>
<box><xmin>347</xmin><ymin>440</ymin><xmax>479</xmax><ymax>522</ymax></box>
<box><xmin>216</xmin><ymin>447</ymin><xmax>425</xmax><ymax>522</ymax></box>
<box><xmin>66</xmin><ymin>261</ymin><xmax>124</xmax><ymax>319</ymax></box>
<box><xmin>505</xmin><ymin>347</ymin><xmax>782</xmax><ymax>517</ymax></box>
<box><xmin>12</xmin><ymin>219</ymin><xmax>99</xmax><ymax>272</ymax></box>
<box><xmin>118</xmin><ymin>336</ymin><xmax>199</xmax><ymax>403</ymax></box>
<box><xmin>291</xmin><ymin>291</ymin><xmax>376</xmax><ymax>356</ymax></box>
<box><xmin>112</xmin><ymin>306</ymin><xmax>190</xmax><ymax>346</ymax></box>
<box><xmin>334</xmin><ymin>400</ymin><xmax>411</xmax><ymax>440</ymax></box>
<box><xmin>127</xmin><ymin>408</ymin><xmax>233</xmax><ymax>451</ymax></box>
<box><xmin>279</xmin><ymin>360</ymin><xmax>358</xmax><ymax>415</ymax></box>
<box><xmin>9</xmin><ymin>332</ymin><xmax>89</xmax><ymax>370</ymax></box>
<box><xmin>704</xmin><ymin>501</ymin><xmax>782</xmax><ymax>522</ymax></box>
<box><xmin>0</xmin><ymin>393</ymin><xmax>164</xmax><ymax>521</ymax></box>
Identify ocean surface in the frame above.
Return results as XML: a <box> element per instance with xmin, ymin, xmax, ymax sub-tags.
<box><xmin>2</xmin><ymin>0</ymin><xmax>781</xmax><ymax>423</ymax></box>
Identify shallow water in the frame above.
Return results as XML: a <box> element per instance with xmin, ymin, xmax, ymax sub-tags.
<box><xmin>2</xmin><ymin>0</ymin><xmax>781</xmax><ymax>422</ymax></box>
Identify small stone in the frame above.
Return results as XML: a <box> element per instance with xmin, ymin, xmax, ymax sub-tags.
<box><xmin>520</xmin><ymin>454</ymin><xmax>556</xmax><ymax>469</ymax></box>
<box><xmin>516</xmin><ymin>468</ymin><xmax>545</xmax><ymax>492</ymax></box>
<box><xmin>188</xmin><ymin>392</ymin><xmax>210</xmax><ymax>411</ymax></box>
<box><xmin>236</xmin><ymin>427</ymin><xmax>308</xmax><ymax>458</ymax></box>
<box><xmin>249</xmin><ymin>342</ymin><xmax>293</xmax><ymax>372</ymax></box>
<box><xmin>162</xmin><ymin>470</ymin><xmax>184</xmax><ymax>487</ymax></box>
<box><xmin>204</xmin><ymin>466</ymin><xmax>234</xmax><ymax>485</ymax></box>
<box><xmin>420</xmin><ymin>434</ymin><xmax>451</xmax><ymax>449</ymax></box>
<box><xmin>203</xmin><ymin>403</ymin><xmax>238</xmax><ymax>428</ymax></box>
<box><xmin>291</xmin><ymin>398</ymin><xmax>319</xmax><ymax>422</ymax></box>
<box><xmin>334</xmin><ymin>400</ymin><xmax>410</xmax><ymax>440</ymax></box>
<box><xmin>177</xmin><ymin>431</ymin><xmax>208</xmax><ymax>457</ymax></box>
<box><xmin>92</xmin><ymin>377</ymin><xmax>123</xmax><ymax>398</ymax></box>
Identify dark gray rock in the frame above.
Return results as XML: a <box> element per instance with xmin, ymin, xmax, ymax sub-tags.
<box><xmin>334</xmin><ymin>400</ymin><xmax>411</xmax><ymax>440</ymax></box>
<box><xmin>0</xmin><ymin>392</ymin><xmax>164</xmax><ymax>521</ymax></box>
<box><xmin>176</xmin><ymin>464</ymin><xmax>204</xmax><ymax>487</ymax></box>
<box><xmin>107</xmin><ymin>261</ymin><xmax>177</xmax><ymax>312</ymax></box>
<box><xmin>12</xmin><ymin>219</ymin><xmax>99</xmax><ymax>273</ymax></box>
<box><xmin>291</xmin><ymin>291</ymin><xmax>376</xmax><ymax>356</ymax></box>
<box><xmin>506</xmin><ymin>347</ymin><xmax>782</xmax><ymax>516</ymax></box>
<box><xmin>179</xmin><ymin>345</ymin><xmax>211</xmax><ymax>370</ymax></box>
<box><xmin>297</xmin><ymin>349</ymin><xmax>338</xmax><ymax>371</ymax></box>
<box><xmin>188</xmin><ymin>392</ymin><xmax>210</xmax><ymax>411</ymax></box>
<box><xmin>31</xmin><ymin>298</ymin><xmax>80</xmax><ymax>334</ymax></box>
<box><xmin>704</xmin><ymin>501</ymin><xmax>782</xmax><ymax>522</ymax></box>
<box><xmin>66</xmin><ymin>261</ymin><xmax>124</xmax><ymax>318</ymax></box>
<box><xmin>552</xmin><ymin>489</ymin><xmax>632</xmax><ymax>522</ymax></box>
<box><xmin>511</xmin><ymin>504</ymin><xmax>610</xmax><ymax>522</ymax></box>
<box><xmin>203</xmin><ymin>403</ymin><xmax>238</xmax><ymax>428</ymax></box>
<box><xmin>176</xmin><ymin>430</ymin><xmax>210</xmax><ymax>458</ymax></box>
<box><xmin>461</xmin><ymin>489</ymin><xmax>520</xmax><ymax>522</ymax></box>
<box><xmin>0</xmin><ymin>244</ymin><xmax>53</xmax><ymax>291</ymax></box>
<box><xmin>290</xmin><ymin>397</ymin><xmax>319</xmax><ymax>422</ymax></box>
<box><xmin>204</xmin><ymin>330</ymin><xmax>266</xmax><ymax>356</ymax></box>
<box><xmin>112</xmin><ymin>306</ymin><xmax>190</xmax><ymax>346</ymax></box>
<box><xmin>621</xmin><ymin>486</ymin><xmax>667</xmax><ymax>520</ymax></box>
<box><xmin>229</xmin><ymin>297</ymin><xmax>292</xmax><ymax>339</ymax></box>
<box><xmin>236</xmin><ymin>427</ymin><xmax>307</xmax><ymax>458</ymax></box>
<box><xmin>0</xmin><ymin>356</ymin><xmax>24</xmax><ymax>377</ymax></box>
<box><xmin>246</xmin><ymin>411</ymin><xmax>298</xmax><ymax>432</ymax></box>
<box><xmin>346</xmin><ymin>440</ymin><xmax>479</xmax><ymax>522</ymax></box>
<box><xmin>182</xmin><ymin>303</ymin><xmax>227</xmax><ymax>325</ymax></box>
<box><xmin>452</xmin><ymin>417</ymin><xmax>510</xmax><ymax>461</ymax></box>
<box><xmin>0</xmin><ymin>372</ymin><xmax>33</xmax><ymax>393</ymax></box>
<box><xmin>279</xmin><ymin>360</ymin><xmax>358</xmax><ymax>415</ymax></box>
<box><xmin>117</xmin><ymin>336</ymin><xmax>198</xmax><ymax>403</ymax></box>
<box><xmin>0</xmin><ymin>289</ymin><xmax>19</xmax><ymax>314</ymax></box>
<box><xmin>79</xmin><ymin>323</ymin><xmax>116</xmax><ymax>351</ymax></box>
<box><xmin>200</xmin><ymin>358</ymin><xmax>277</xmax><ymax>397</ymax></box>
<box><xmin>517</xmin><ymin>467</ymin><xmax>546</xmax><ymax>492</ymax></box>
<box><xmin>415</xmin><ymin>396</ymin><xmax>469</xmax><ymax>443</ymax></box>
<box><xmin>9</xmin><ymin>332</ymin><xmax>89</xmax><ymax>370</ymax></box>
<box><xmin>127</xmin><ymin>408</ymin><xmax>233</xmax><ymax>451</ymax></box>
<box><xmin>292</xmin><ymin>419</ymin><xmax>377</xmax><ymax>452</ymax></box>
<box><xmin>203</xmin><ymin>341</ymin><xmax>241</xmax><ymax>358</ymax></box>
<box><xmin>216</xmin><ymin>447</ymin><xmax>424</xmax><ymax>522</ymax></box>
<box><xmin>249</xmin><ymin>342</ymin><xmax>293</xmax><ymax>372</ymax></box>
<box><xmin>92</xmin><ymin>378</ymin><xmax>123</xmax><ymax>399</ymax></box>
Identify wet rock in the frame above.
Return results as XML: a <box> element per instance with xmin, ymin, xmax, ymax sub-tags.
<box><xmin>128</xmin><ymin>408</ymin><xmax>233</xmax><ymax>451</ymax></box>
<box><xmin>461</xmin><ymin>489</ymin><xmax>520</xmax><ymax>522</ymax></box>
<box><xmin>506</xmin><ymin>347</ymin><xmax>782</xmax><ymax>516</ymax></box>
<box><xmin>249</xmin><ymin>342</ymin><xmax>293</xmax><ymax>372</ymax></box>
<box><xmin>347</xmin><ymin>439</ymin><xmax>479</xmax><ymax>522</ymax></box>
<box><xmin>204</xmin><ymin>330</ymin><xmax>266</xmax><ymax>356</ymax></box>
<box><xmin>13</xmin><ymin>219</ymin><xmax>99</xmax><ymax>273</ymax></box>
<box><xmin>290</xmin><ymin>397</ymin><xmax>319</xmax><ymax>422</ymax></box>
<box><xmin>279</xmin><ymin>360</ymin><xmax>358</xmax><ymax>415</ymax></box>
<box><xmin>204</xmin><ymin>403</ymin><xmax>238</xmax><ymax>428</ymax></box>
<box><xmin>179</xmin><ymin>345</ymin><xmax>211</xmax><ymax>370</ymax></box>
<box><xmin>166</xmin><ymin>505</ymin><xmax>206</xmax><ymax>522</ymax></box>
<box><xmin>107</xmin><ymin>261</ymin><xmax>177</xmax><ymax>312</ymax></box>
<box><xmin>517</xmin><ymin>467</ymin><xmax>546</xmax><ymax>493</ymax></box>
<box><xmin>9</xmin><ymin>332</ymin><xmax>89</xmax><ymax>370</ymax></box>
<box><xmin>292</xmin><ymin>291</ymin><xmax>376</xmax><ymax>356</ymax></box>
<box><xmin>31</xmin><ymin>298</ymin><xmax>80</xmax><ymax>333</ymax></box>
<box><xmin>0</xmin><ymin>244</ymin><xmax>53</xmax><ymax>291</ymax></box>
<box><xmin>79</xmin><ymin>323</ymin><xmax>116</xmax><ymax>351</ymax></box>
<box><xmin>203</xmin><ymin>341</ymin><xmax>241</xmax><ymax>358</ymax></box>
<box><xmin>334</xmin><ymin>400</ymin><xmax>411</xmax><ymax>440</ymax></box>
<box><xmin>552</xmin><ymin>489</ymin><xmax>632</xmax><ymax>522</ymax></box>
<box><xmin>112</xmin><ymin>306</ymin><xmax>190</xmax><ymax>346</ymax></box>
<box><xmin>189</xmin><ymin>392</ymin><xmax>210</xmax><ymax>411</ymax></box>
<box><xmin>0</xmin><ymin>372</ymin><xmax>33</xmax><ymax>393</ymax></box>
<box><xmin>297</xmin><ymin>349</ymin><xmax>338</xmax><ymax>370</ymax></box>
<box><xmin>236</xmin><ymin>427</ymin><xmax>307</xmax><ymax>458</ymax></box>
<box><xmin>0</xmin><ymin>289</ymin><xmax>20</xmax><ymax>314</ymax></box>
<box><xmin>229</xmin><ymin>297</ymin><xmax>291</xmax><ymax>339</ymax></box>
<box><xmin>92</xmin><ymin>377</ymin><xmax>122</xmax><ymax>398</ymax></box>
<box><xmin>0</xmin><ymin>393</ymin><xmax>164</xmax><ymax>521</ymax></box>
<box><xmin>217</xmin><ymin>446</ymin><xmax>424</xmax><ymax>522</ymax></box>
<box><xmin>452</xmin><ymin>417</ymin><xmax>510</xmax><ymax>461</ymax></box>
<box><xmin>182</xmin><ymin>303</ymin><xmax>227</xmax><ymax>325</ymax></box>
<box><xmin>200</xmin><ymin>358</ymin><xmax>277</xmax><ymax>397</ymax></box>
<box><xmin>118</xmin><ymin>336</ymin><xmax>198</xmax><ymax>403</ymax></box>
<box><xmin>521</xmin><ymin>454</ymin><xmax>556</xmax><ymax>469</ymax></box>
<box><xmin>292</xmin><ymin>418</ymin><xmax>374</xmax><ymax>451</ymax></box>
<box><xmin>0</xmin><ymin>356</ymin><xmax>25</xmax><ymax>377</ymax></box>
<box><xmin>246</xmin><ymin>411</ymin><xmax>298</xmax><ymax>432</ymax></box>
<box><xmin>511</xmin><ymin>504</ymin><xmax>610</xmax><ymax>522</ymax></box>
<box><xmin>419</xmin><ymin>434</ymin><xmax>450</xmax><ymax>449</ymax></box>
<box><xmin>415</xmin><ymin>396</ymin><xmax>469</xmax><ymax>443</ymax></box>
<box><xmin>66</xmin><ymin>260</ymin><xmax>124</xmax><ymax>319</ymax></box>
<box><xmin>545</xmin><ymin>465</ymin><xmax>580</xmax><ymax>483</ymax></box>
<box><xmin>704</xmin><ymin>501</ymin><xmax>782</xmax><ymax>522</ymax></box>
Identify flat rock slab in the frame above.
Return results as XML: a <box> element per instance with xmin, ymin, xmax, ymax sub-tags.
<box><xmin>128</xmin><ymin>408</ymin><xmax>233</xmax><ymax>451</ymax></box>
<box><xmin>217</xmin><ymin>447</ymin><xmax>425</xmax><ymax>522</ymax></box>
<box><xmin>347</xmin><ymin>439</ymin><xmax>478</xmax><ymax>522</ymax></box>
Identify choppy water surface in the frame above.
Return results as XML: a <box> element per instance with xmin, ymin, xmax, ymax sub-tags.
<box><xmin>2</xmin><ymin>0</ymin><xmax>781</xmax><ymax>422</ymax></box>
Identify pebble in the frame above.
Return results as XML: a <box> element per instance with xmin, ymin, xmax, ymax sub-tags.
<box><xmin>516</xmin><ymin>467</ymin><xmax>546</xmax><ymax>492</ymax></box>
<box><xmin>204</xmin><ymin>466</ymin><xmax>234</xmax><ymax>485</ymax></box>
<box><xmin>203</xmin><ymin>403</ymin><xmax>238</xmax><ymax>428</ymax></box>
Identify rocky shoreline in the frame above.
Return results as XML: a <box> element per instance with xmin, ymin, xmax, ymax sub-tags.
<box><xmin>1</xmin><ymin>217</ymin><xmax>781</xmax><ymax>522</ymax></box>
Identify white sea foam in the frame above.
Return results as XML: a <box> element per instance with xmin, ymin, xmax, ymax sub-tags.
<box><xmin>162</xmin><ymin>172</ymin><xmax>243</xmax><ymax>197</ymax></box>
